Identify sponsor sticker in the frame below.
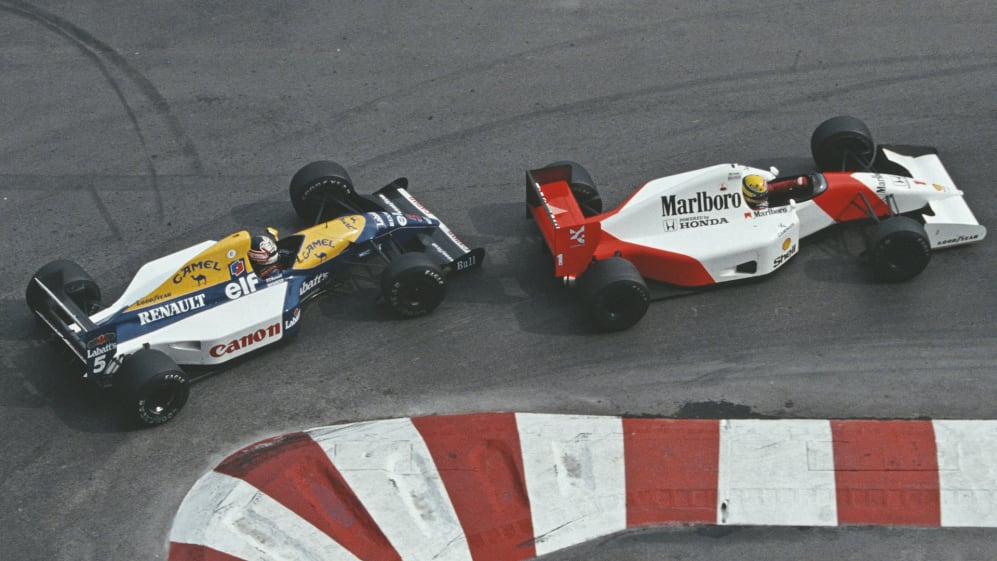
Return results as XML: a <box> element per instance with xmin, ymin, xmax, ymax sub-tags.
<box><xmin>302</xmin><ymin>238</ymin><xmax>337</xmax><ymax>260</ymax></box>
<box><xmin>209</xmin><ymin>322</ymin><xmax>281</xmax><ymax>358</ymax></box>
<box><xmin>284</xmin><ymin>308</ymin><xmax>301</xmax><ymax>330</ymax></box>
<box><xmin>664</xmin><ymin>214</ymin><xmax>729</xmax><ymax>231</ymax></box>
<box><xmin>936</xmin><ymin>234</ymin><xmax>980</xmax><ymax>246</ymax></box>
<box><xmin>86</xmin><ymin>332</ymin><xmax>117</xmax><ymax>374</ymax></box>
<box><xmin>773</xmin><ymin>239</ymin><xmax>797</xmax><ymax>267</ymax></box>
<box><xmin>299</xmin><ymin>272</ymin><xmax>330</xmax><ymax>296</ymax></box>
<box><xmin>377</xmin><ymin>193</ymin><xmax>403</xmax><ymax>214</ymax></box>
<box><xmin>173</xmin><ymin>259</ymin><xmax>222</xmax><ymax>284</ymax></box>
<box><xmin>569</xmin><ymin>225</ymin><xmax>586</xmax><ymax>246</ymax></box>
<box><xmin>429</xmin><ymin>243</ymin><xmax>453</xmax><ymax>262</ymax></box>
<box><xmin>339</xmin><ymin>215</ymin><xmax>361</xmax><ymax>231</ymax></box>
<box><xmin>875</xmin><ymin>174</ymin><xmax>887</xmax><ymax>194</ymax></box>
<box><xmin>137</xmin><ymin>294</ymin><xmax>208</xmax><ymax>325</ymax></box>
<box><xmin>661</xmin><ymin>191</ymin><xmax>742</xmax><ymax>216</ymax></box>
<box><xmin>744</xmin><ymin>207</ymin><xmax>790</xmax><ymax>219</ymax></box>
<box><xmin>225</xmin><ymin>273</ymin><xmax>261</xmax><ymax>300</ymax></box>
<box><xmin>87</xmin><ymin>332</ymin><xmax>116</xmax><ymax>350</ymax></box>
<box><xmin>455</xmin><ymin>252</ymin><xmax>478</xmax><ymax>271</ymax></box>
<box><xmin>129</xmin><ymin>293</ymin><xmax>172</xmax><ymax>309</ymax></box>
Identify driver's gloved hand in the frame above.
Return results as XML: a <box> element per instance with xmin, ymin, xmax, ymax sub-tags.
<box><xmin>277</xmin><ymin>249</ymin><xmax>296</xmax><ymax>269</ymax></box>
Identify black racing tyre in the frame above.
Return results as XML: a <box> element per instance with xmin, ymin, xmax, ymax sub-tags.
<box><xmin>115</xmin><ymin>349</ymin><xmax>189</xmax><ymax>426</ymax></box>
<box><xmin>25</xmin><ymin>259</ymin><xmax>101</xmax><ymax>315</ymax></box>
<box><xmin>577</xmin><ymin>257</ymin><xmax>650</xmax><ymax>332</ymax></box>
<box><xmin>811</xmin><ymin>116</ymin><xmax>876</xmax><ymax>172</ymax></box>
<box><xmin>289</xmin><ymin>160</ymin><xmax>356</xmax><ymax>222</ymax></box>
<box><xmin>381</xmin><ymin>252</ymin><xmax>447</xmax><ymax>318</ymax></box>
<box><xmin>867</xmin><ymin>216</ymin><xmax>931</xmax><ymax>282</ymax></box>
<box><xmin>545</xmin><ymin>160</ymin><xmax>603</xmax><ymax>217</ymax></box>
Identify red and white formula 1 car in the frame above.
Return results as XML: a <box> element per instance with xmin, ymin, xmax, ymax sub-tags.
<box><xmin>526</xmin><ymin>116</ymin><xmax>986</xmax><ymax>331</ymax></box>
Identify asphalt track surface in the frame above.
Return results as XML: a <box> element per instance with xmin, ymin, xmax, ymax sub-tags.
<box><xmin>0</xmin><ymin>1</ymin><xmax>994</xmax><ymax>560</ymax></box>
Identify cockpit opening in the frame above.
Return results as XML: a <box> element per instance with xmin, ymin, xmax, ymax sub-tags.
<box><xmin>767</xmin><ymin>173</ymin><xmax>827</xmax><ymax>207</ymax></box>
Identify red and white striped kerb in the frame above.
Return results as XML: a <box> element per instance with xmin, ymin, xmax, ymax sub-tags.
<box><xmin>168</xmin><ymin>414</ymin><xmax>997</xmax><ymax>561</ymax></box>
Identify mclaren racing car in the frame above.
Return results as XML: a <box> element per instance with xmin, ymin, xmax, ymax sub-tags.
<box><xmin>27</xmin><ymin>161</ymin><xmax>484</xmax><ymax>425</ymax></box>
<box><xmin>527</xmin><ymin>116</ymin><xmax>986</xmax><ymax>332</ymax></box>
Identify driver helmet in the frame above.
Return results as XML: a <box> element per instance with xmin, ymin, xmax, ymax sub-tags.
<box><xmin>248</xmin><ymin>234</ymin><xmax>278</xmax><ymax>267</ymax></box>
<box><xmin>742</xmin><ymin>174</ymin><xmax>769</xmax><ymax>206</ymax></box>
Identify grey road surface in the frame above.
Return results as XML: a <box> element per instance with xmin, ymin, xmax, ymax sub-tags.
<box><xmin>1</xmin><ymin>1</ymin><xmax>995</xmax><ymax>559</ymax></box>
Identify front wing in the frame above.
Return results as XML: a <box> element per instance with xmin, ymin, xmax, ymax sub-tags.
<box><xmin>371</xmin><ymin>179</ymin><xmax>485</xmax><ymax>274</ymax></box>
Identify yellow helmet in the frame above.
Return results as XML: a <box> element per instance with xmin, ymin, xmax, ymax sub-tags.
<box><xmin>742</xmin><ymin>174</ymin><xmax>769</xmax><ymax>205</ymax></box>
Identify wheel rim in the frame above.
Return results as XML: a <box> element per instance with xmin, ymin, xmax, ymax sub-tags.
<box><xmin>833</xmin><ymin>136</ymin><xmax>874</xmax><ymax>169</ymax></box>
<box><xmin>572</xmin><ymin>186</ymin><xmax>602</xmax><ymax>216</ymax></box>
<box><xmin>394</xmin><ymin>277</ymin><xmax>443</xmax><ymax>315</ymax></box>
<box><xmin>597</xmin><ymin>283</ymin><xmax>647</xmax><ymax>329</ymax></box>
<box><xmin>604</xmin><ymin>292</ymin><xmax>632</xmax><ymax>320</ymax></box>
<box><xmin>145</xmin><ymin>384</ymin><xmax>179</xmax><ymax>416</ymax></box>
<box><xmin>400</xmin><ymin>285</ymin><xmax>427</xmax><ymax>310</ymax></box>
<box><xmin>877</xmin><ymin>235</ymin><xmax>928</xmax><ymax>278</ymax></box>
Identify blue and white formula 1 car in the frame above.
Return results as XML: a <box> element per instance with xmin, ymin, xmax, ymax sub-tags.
<box><xmin>26</xmin><ymin>161</ymin><xmax>484</xmax><ymax>426</ymax></box>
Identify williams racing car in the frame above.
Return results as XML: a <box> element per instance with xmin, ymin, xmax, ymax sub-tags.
<box><xmin>27</xmin><ymin>161</ymin><xmax>484</xmax><ymax>425</ymax></box>
<box><xmin>527</xmin><ymin>116</ymin><xmax>986</xmax><ymax>332</ymax></box>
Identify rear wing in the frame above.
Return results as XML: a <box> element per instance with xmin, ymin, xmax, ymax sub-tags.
<box><xmin>372</xmin><ymin>179</ymin><xmax>485</xmax><ymax>274</ymax></box>
<box><xmin>29</xmin><ymin>277</ymin><xmax>93</xmax><ymax>362</ymax></box>
<box><xmin>28</xmin><ymin>277</ymin><xmax>117</xmax><ymax>381</ymax></box>
<box><xmin>876</xmin><ymin>145</ymin><xmax>987</xmax><ymax>249</ymax></box>
<box><xmin>526</xmin><ymin>165</ymin><xmax>599</xmax><ymax>277</ymax></box>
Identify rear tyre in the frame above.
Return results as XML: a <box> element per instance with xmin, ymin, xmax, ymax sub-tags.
<box><xmin>26</xmin><ymin>259</ymin><xmax>102</xmax><ymax>316</ymax></box>
<box><xmin>289</xmin><ymin>160</ymin><xmax>358</xmax><ymax>222</ymax></box>
<box><xmin>116</xmin><ymin>349</ymin><xmax>189</xmax><ymax>427</ymax></box>
<box><xmin>811</xmin><ymin>116</ymin><xmax>876</xmax><ymax>172</ymax></box>
<box><xmin>577</xmin><ymin>257</ymin><xmax>650</xmax><ymax>332</ymax></box>
<box><xmin>867</xmin><ymin>216</ymin><xmax>931</xmax><ymax>282</ymax></box>
<box><xmin>381</xmin><ymin>252</ymin><xmax>447</xmax><ymax>318</ymax></box>
<box><xmin>544</xmin><ymin>160</ymin><xmax>603</xmax><ymax>216</ymax></box>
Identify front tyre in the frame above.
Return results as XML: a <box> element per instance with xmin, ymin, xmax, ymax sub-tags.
<box><xmin>381</xmin><ymin>252</ymin><xmax>447</xmax><ymax>318</ymax></box>
<box><xmin>116</xmin><ymin>349</ymin><xmax>189</xmax><ymax>427</ymax></box>
<box><xmin>543</xmin><ymin>160</ymin><xmax>603</xmax><ymax>216</ymax></box>
<box><xmin>867</xmin><ymin>216</ymin><xmax>931</xmax><ymax>282</ymax></box>
<box><xmin>577</xmin><ymin>257</ymin><xmax>650</xmax><ymax>332</ymax></box>
<box><xmin>289</xmin><ymin>160</ymin><xmax>357</xmax><ymax>222</ymax></box>
<box><xmin>811</xmin><ymin>116</ymin><xmax>876</xmax><ymax>172</ymax></box>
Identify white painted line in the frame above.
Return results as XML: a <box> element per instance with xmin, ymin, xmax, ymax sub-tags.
<box><xmin>934</xmin><ymin>420</ymin><xmax>997</xmax><ymax>527</ymax></box>
<box><xmin>169</xmin><ymin>470</ymin><xmax>361</xmax><ymax>561</ymax></box>
<box><xmin>516</xmin><ymin>413</ymin><xmax>626</xmax><ymax>555</ymax></box>
<box><xmin>718</xmin><ymin>419</ymin><xmax>837</xmax><ymax>526</ymax></box>
<box><xmin>308</xmin><ymin>419</ymin><xmax>473</xmax><ymax>561</ymax></box>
